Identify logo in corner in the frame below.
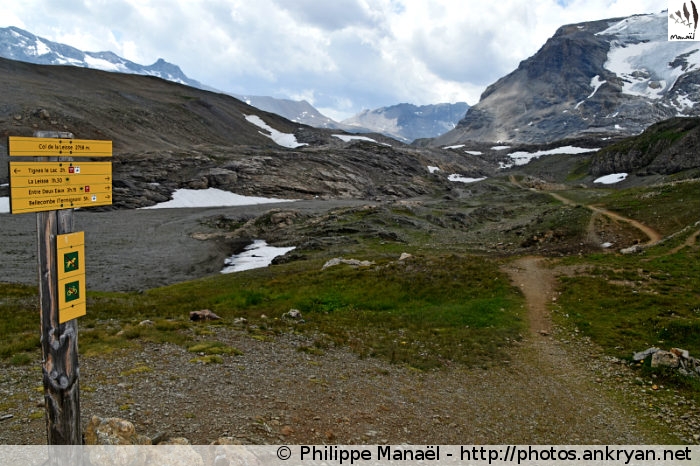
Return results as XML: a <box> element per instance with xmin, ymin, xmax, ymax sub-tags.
<box><xmin>669</xmin><ymin>1</ymin><xmax>700</xmax><ymax>41</ymax></box>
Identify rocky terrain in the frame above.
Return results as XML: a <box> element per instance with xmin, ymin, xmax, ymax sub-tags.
<box><xmin>591</xmin><ymin>117</ymin><xmax>700</xmax><ymax>176</ymax></box>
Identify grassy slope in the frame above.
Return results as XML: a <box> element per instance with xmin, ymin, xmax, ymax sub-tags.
<box><xmin>1</xmin><ymin>252</ymin><xmax>525</xmax><ymax>371</ymax></box>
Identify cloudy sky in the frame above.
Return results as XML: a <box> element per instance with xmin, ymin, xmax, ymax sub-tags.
<box><xmin>3</xmin><ymin>0</ymin><xmax>665</xmax><ymax>120</ymax></box>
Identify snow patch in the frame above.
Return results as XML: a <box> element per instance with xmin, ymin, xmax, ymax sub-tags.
<box><xmin>428</xmin><ymin>166</ymin><xmax>440</xmax><ymax>173</ymax></box>
<box><xmin>506</xmin><ymin>146</ymin><xmax>599</xmax><ymax>166</ymax></box>
<box><xmin>491</xmin><ymin>145</ymin><xmax>511</xmax><ymax>151</ymax></box>
<box><xmin>588</xmin><ymin>75</ymin><xmax>606</xmax><ymax>99</ymax></box>
<box><xmin>84</xmin><ymin>55</ymin><xmax>127</xmax><ymax>72</ymax></box>
<box><xmin>0</xmin><ymin>197</ymin><xmax>9</xmax><ymax>214</ymax></box>
<box><xmin>33</xmin><ymin>39</ymin><xmax>51</xmax><ymax>56</ymax></box>
<box><xmin>576</xmin><ymin>74</ymin><xmax>606</xmax><ymax>108</ymax></box>
<box><xmin>141</xmin><ymin>188</ymin><xmax>294</xmax><ymax>209</ymax></box>
<box><xmin>465</xmin><ymin>150</ymin><xmax>483</xmax><ymax>155</ymax></box>
<box><xmin>674</xmin><ymin>93</ymin><xmax>696</xmax><ymax>114</ymax></box>
<box><xmin>599</xmin><ymin>13</ymin><xmax>700</xmax><ymax>100</ymax></box>
<box><xmin>334</xmin><ymin>134</ymin><xmax>374</xmax><ymax>143</ymax></box>
<box><xmin>245</xmin><ymin>114</ymin><xmax>307</xmax><ymax>149</ymax></box>
<box><xmin>594</xmin><ymin>173</ymin><xmax>628</xmax><ymax>184</ymax></box>
<box><xmin>448</xmin><ymin>174</ymin><xmax>487</xmax><ymax>184</ymax></box>
<box><xmin>443</xmin><ymin>144</ymin><xmax>465</xmax><ymax>150</ymax></box>
<box><xmin>221</xmin><ymin>240</ymin><xmax>295</xmax><ymax>273</ymax></box>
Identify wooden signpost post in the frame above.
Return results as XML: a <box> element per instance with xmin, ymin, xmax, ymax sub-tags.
<box><xmin>7</xmin><ymin>132</ymin><xmax>112</xmax><ymax>447</ymax></box>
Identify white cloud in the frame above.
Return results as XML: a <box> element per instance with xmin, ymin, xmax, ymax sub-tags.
<box><xmin>1</xmin><ymin>0</ymin><xmax>666</xmax><ymax>119</ymax></box>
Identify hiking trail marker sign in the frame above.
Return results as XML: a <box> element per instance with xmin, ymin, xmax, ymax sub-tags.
<box><xmin>57</xmin><ymin>231</ymin><xmax>86</xmax><ymax>323</ymax></box>
<box><xmin>6</xmin><ymin>132</ymin><xmax>113</xmax><ymax>448</ymax></box>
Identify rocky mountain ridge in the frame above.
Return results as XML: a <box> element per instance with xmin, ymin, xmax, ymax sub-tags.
<box><xmin>233</xmin><ymin>94</ymin><xmax>338</xmax><ymax>129</ymax></box>
<box><xmin>435</xmin><ymin>12</ymin><xmax>700</xmax><ymax>146</ymax></box>
<box><xmin>0</xmin><ymin>57</ymin><xmax>492</xmax><ymax>209</ymax></box>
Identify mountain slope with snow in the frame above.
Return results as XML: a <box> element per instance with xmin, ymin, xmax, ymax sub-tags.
<box><xmin>434</xmin><ymin>12</ymin><xmax>700</xmax><ymax>145</ymax></box>
<box><xmin>0</xmin><ymin>26</ymin><xmax>202</xmax><ymax>88</ymax></box>
<box><xmin>234</xmin><ymin>94</ymin><xmax>339</xmax><ymax>128</ymax></box>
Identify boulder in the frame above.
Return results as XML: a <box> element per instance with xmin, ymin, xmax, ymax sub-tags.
<box><xmin>282</xmin><ymin>309</ymin><xmax>304</xmax><ymax>322</ymax></box>
<box><xmin>620</xmin><ymin>244</ymin><xmax>643</xmax><ymax>255</ymax></box>
<box><xmin>632</xmin><ymin>347</ymin><xmax>660</xmax><ymax>362</ymax></box>
<box><xmin>84</xmin><ymin>416</ymin><xmax>152</xmax><ymax>446</ymax></box>
<box><xmin>322</xmin><ymin>258</ymin><xmax>375</xmax><ymax>270</ymax></box>
<box><xmin>190</xmin><ymin>309</ymin><xmax>222</xmax><ymax>321</ymax></box>
<box><xmin>670</xmin><ymin>347</ymin><xmax>690</xmax><ymax>359</ymax></box>
<box><xmin>651</xmin><ymin>350</ymin><xmax>680</xmax><ymax>368</ymax></box>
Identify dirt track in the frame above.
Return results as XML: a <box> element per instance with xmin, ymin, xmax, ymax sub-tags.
<box><xmin>509</xmin><ymin>175</ymin><xmax>663</xmax><ymax>246</ymax></box>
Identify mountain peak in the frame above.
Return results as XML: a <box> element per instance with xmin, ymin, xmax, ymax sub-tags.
<box><xmin>0</xmin><ymin>26</ymin><xmax>202</xmax><ymax>88</ymax></box>
<box><xmin>342</xmin><ymin>102</ymin><xmax>470</xmax><ymax>142</ymax></box>
<box><xmin>434</xmin><ymin>11</ymin><xmax>700</xmax><ymax>146</ymax></box>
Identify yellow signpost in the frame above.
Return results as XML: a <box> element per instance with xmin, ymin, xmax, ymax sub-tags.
<box><xmin>57</xmin><ymin>232</ymin><xmax>86</xmax><ymax>323</ymax></box>
<box><xmin>8</xmin><ymin>136</ymin><xmax>112</xmax><ymax>157</ymax></box>
<box><xmin>6</xmin><ymin>132</ymin><xmax>113</xmax><ymax>445</ymax></box>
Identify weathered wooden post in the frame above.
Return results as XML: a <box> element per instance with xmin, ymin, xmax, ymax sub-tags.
<box><xmin>38</xmin><ymin>203</ymin><xmax>82</xmax><ymax>445</ymax></box>
<box><xmin>35</xmin><ymin>131</ymin><xmax>82</xmax><ymax>445</ymax></box>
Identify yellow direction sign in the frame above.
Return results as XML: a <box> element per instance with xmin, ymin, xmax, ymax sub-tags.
<box><xmin>9</xmin><ymin>161</ymin><xmax>113</xmax><ymax>214</ymax></box>
<box><xmin>10</xmin><ymin>161</ymin><xmax>112</xmax><ymax>177</ymax></box>
<box><xmin>57</xmin><ymin>232</ymin><xmax>86</xmax><ymax>323</ymax></box>
<box><xmin>11</xmin><ymin>189</ymin><xmax>112</xmax><ymax>214</ymax></box>
<box><xmin>8</xmin><ymin>137</ymin><xmax>112</xmax><ymax>157</ymax></box>
<box><xmin>10</xmin><ymin>161</ymin><xmax>112</xmax><ymax>187</ymax></box>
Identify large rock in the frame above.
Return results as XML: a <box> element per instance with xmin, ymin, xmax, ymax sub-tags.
<box><xmin>84</xmin><ymin>416</ymin><xmax>152</xmax><ymax>445</ymax></box>
<box><xmin>84</xmin><ymin>416</ymin><xmax>151</xmax><ymax>466</ymax></box>
<box><xmin>651</xmin><ymin>350</ymin><xmax>680</xmax><ymax>368</ymax></box>
<box><xmin>632</xmin><ymin>347</ymin><xmax>659</xmax><ymax>362</ymax></box>
<box><xmin>85</xmin><ymin>416</ymin><xmax>205</xmax><ymax>466</ymax></box>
